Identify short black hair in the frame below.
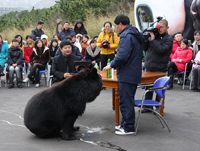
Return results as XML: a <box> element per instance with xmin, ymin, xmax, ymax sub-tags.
<box><xmin>60</xmin><ymin>40</ymin><xmax>73</xmax><ymax>48</ymax></box>
<box><xmin>93</xmin><ymin>35</ymin><xmax>98</xmax><ymax>39</ymax></box>
<box><xmin>26</xmin><ymin>35</ymin><xmax>32</xmax><ymax>40</ymax></box>
<box><xmin>12</xmin><ymin>38</ymin><xmax>18</xmax><ymax>43</ymax></box>
<box><xmin>83</xmin><ymin>34</ymin><xmax>89</xmax><ymax>39</ymax></box>
<box><xmin>70</xmin><ymin>34</ymin><xmax>76</xmax><ymax>38</ymax></box>
<box><xmin>104</xmin><ymin>21</ymin><xmax>112</xmax><ymax>27</ymax></box>
<box><xmin>194</xmin><ymin>30</ymin><xmax>200</xmax><ymax>36</ymax></box>
<box><xmin>114</xmin><ymin>14</ymin><xmax>130</xmax><ymax>25</ymax></box>
<box><xmin>64</xmin><ymin>21</ymin><xmax>70</xmax><ymax>25</ymax></box>
<box><xmin>64</xmin><ymin>36</ymin><xmax>72</xmax><ymax>41</ymax></box>
<box><xmin>38</xmin><ymin>20</ymin><xmax>44</xmax><ymax>25</ymax></box>
<box><xmin>90</xmin><ymin>39</ymin><xmax>96</xmax><ymax>45</ymax></box>
<box><xmin>174</xmin><ymin>32</ymin><xmax>183</xmax><ymax>37</ymax></box>
<box><xmin>182</xmin><ymin>39</ymin><xmax>188</xmax><ymax>46</ymax></box>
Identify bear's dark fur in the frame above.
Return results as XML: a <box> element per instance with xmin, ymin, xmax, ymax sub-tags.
<box><xmin>24</xmin><ymin>68</ymin><xmax>102</xmax><ymax>140</ymax></box>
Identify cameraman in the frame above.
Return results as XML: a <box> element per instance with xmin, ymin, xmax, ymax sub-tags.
<box><xmin>143</xmin><ymin>19</ymin><xmax>173</xmax><ymax>112</ymax></box>
<box><xmin>97</xmin><ymin>21</ymin><xmax>119</xmax><ymax>70</ymax></box>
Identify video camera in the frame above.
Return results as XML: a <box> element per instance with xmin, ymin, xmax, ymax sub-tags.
<box><xmin>143</xmin><ymin>16</ymin><xmax>163</xmax><ymax>40</ymax></box>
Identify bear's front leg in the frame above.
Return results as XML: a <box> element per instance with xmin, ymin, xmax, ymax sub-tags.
<box><xmin>61</xmin><ymin>114</ymin><xmax>78</xmax><ymax>140</ymax></box>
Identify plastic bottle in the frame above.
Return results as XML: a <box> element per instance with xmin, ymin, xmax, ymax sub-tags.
<box><xmin>107</xmin><ymin>59</ymin><xmax>111</xmax><ymax>78</ymax></box>
<box><xmin>94</xmin><ymin>63</ymin><xmax>99</xmax><ymax>72</ymax></box>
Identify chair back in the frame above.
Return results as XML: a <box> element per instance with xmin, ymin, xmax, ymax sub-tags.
<box><xmin>154</xmin><ymin>76</ymin><xmax>170</xmax><ymax>98</ymax></box>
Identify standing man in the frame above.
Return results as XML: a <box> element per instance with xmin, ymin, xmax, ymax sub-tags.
<box><xmin>103</xmin><ymin>14</ymin><xmax>145</xmax><ymax>135</ymax></box>
<box><xmin>31</xmin><ymin>21</ymin><xmax>44</xmax><ymax>41</ymax></box>
<box><xmin>58</xmin><ymin>21</ymin><xmax>76</xmax><ymax>41</ymax></box>
<box><xmin>143</xmin><ymin>19</ymin><xmax>173</xmax><ymax>103</ymax></box>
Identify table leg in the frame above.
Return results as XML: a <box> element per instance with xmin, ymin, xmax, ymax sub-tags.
<box><xmin>159</xmin><ymin>96</ymin><xmax>164</xmax><ymax>116</ymax></box>
<box><xmin>115</xmin><ymin>88</ymin><xmax>120</xmax><ymax>126</ymax></box>
<box><xmin>112</xmin><ymin>88</ymin><xmax>115</xmax><ymax>110</ymax></box>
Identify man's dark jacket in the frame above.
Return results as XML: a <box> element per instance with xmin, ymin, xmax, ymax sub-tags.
<box><xmin>58</xmin><ymin>28</ymin><xmax>76</xmax><ymax>41</ymax></box>
<box><xmin>31</xmin><ymin>27</ymin><xmax>44</xmax><ymax>41</ymax></box>
<box><xmin>111</xmin><ymin>25</ymin><xmax>145</xmax><ymax>84</ymax></box>
<box><xmin>52</xmin><ymin>54</ymin><xmax>81</xmax><ymax>83</ymax></box>
<box><xmin>144</xmin><ymin>33</ymin><xmax>173</xmax><ymax>72</ymax></box>
<box><xmin>55</xmin><ymin>45</ymin><xmax>82</xmax><ymax>59</ymax></box>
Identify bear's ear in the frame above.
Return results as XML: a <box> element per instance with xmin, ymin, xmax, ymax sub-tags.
<box><xmin>90</xmin><ymin>68</ymin><xmax>98</xmax><ymax>76</ymax></box>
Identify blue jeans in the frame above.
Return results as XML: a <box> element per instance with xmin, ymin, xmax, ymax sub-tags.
<box><xmin>119</xmin><ymin>82</ymin><xmax>137</xmax><ymax>132</ymax></box>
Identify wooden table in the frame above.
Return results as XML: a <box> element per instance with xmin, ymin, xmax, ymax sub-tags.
<box><xmin>99</xmin><ymin>70</ymin><xmax>167</xmax><ymax>126</ymax></box>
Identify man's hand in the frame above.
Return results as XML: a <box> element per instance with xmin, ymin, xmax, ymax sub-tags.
<box><xmin>150</xmin><ymin>32</ymin><xmax>155</xmax><ymax>41</ymax></box>
<box><xmin>12</xmin><ymin>63</ymin><xmax>17</xmax><ymax>67</ymax></box>
<box><xmin>103</xmin><ymin>65</ymin><xmax>111</xmax><ymax>71</ymax></box>
<box><xmin>92</xmin><ymin>61</ymin><xmax>96</xmax><ymax>64</ymax></box>
<box><xmin>64</xmin><ymin>73</ymin><xmax>70</xmax><ymax>78</ymax></box>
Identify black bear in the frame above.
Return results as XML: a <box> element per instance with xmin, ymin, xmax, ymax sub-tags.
<box><xmin>24</xmin><ymin>68</ymin><xmax>102</xmax><ymax>140</ymax></box>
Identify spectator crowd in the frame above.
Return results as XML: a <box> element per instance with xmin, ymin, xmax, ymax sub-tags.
<box><xmin>0</xmin><ymin>18</ymin><xmax>199</xmax><ymax>92</ymax></box>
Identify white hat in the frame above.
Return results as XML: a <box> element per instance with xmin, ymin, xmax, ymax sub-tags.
<box><xmin>41</xmin><ymin>34</ymin><xmax>48</xmax><ymax>40</ymax></box>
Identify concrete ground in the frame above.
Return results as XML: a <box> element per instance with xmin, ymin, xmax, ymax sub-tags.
<box><xmin>0</xmin><ymin>77</ymin><xmax>200</xmax><ymax>151</ymax></box>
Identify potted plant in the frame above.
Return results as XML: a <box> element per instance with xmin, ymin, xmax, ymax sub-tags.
<box><xmin>141</xmin><ymin>15</ymin><xmax>153</xmax><ymax>29</ymax></box>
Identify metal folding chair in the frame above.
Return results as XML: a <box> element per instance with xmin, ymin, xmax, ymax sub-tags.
<box><xmin>134</xmin><ymin>76</ymin><xmax>171</xmax><ymax>135</ymax></box>
<box><xmin>173</xmin><ymin>62</ymin><xmax>189</xmax><ymax>89</ymax></box>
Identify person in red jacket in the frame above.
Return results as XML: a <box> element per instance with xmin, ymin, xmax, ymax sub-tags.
<box><xmin>170</xmin><ymin>32</ymin><xmax>183</xmax><ymax>61</ymax></box>
<box><xmin>24</xmin><ymin>35</ymin><xmax>34</xmax><ymax>73</ymax></box>
<box><xmin>167</xmin><ymin>39</ymin><xmax>193</xmax><ymax>89</ymax></box>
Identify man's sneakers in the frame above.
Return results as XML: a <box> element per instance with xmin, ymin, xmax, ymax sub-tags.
<box><xmin>115</xmin><ymin>125</ymin><xmax>123</xmax><ymax>131</ymax></box>
<box><xmin>23</xmin><ymin>78</ymin><xmax>29</xmax><ymax>83</ymax></box>
<box><xmin>115</xmin><ymin>125</ymin><xmax>135</xmax><ymax>135</ymax></box>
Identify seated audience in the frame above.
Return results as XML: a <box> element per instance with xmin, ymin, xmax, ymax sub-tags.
<box><xmin>85</xmin><ymin>39</ymin><xmax>100</xmax><ymax>65</ymax></box>
<box><xmin>58</xmin><ymin>21</ymin><xmax>76</xmax><ymax>41</ymax></box>
<box><xmin>31</xmin><ymin>20</ymin><xmax>44</xmax><ymax>41</ymax></box>
<box><xmin>167</xmin><ymin>39</ymin><xmax>193</xmax><ymax>89</ymax></box>
<box><xmin>52</xmin><ymin>40</ymin><xmax>81</xmax><ymax>84</ymax></box>
<box><xmin>170</xmin><ymin>32</ymin><xmax>183</xmax><ymax>61</ymax></box>
<box><xmin>74</xmin><ymin>19</ymin><xmax>88</xmax><ymax>35</ymax></box>
<box><xmin>70</xmin><ymin>34</ymin><xmax>82</xmax><ymax>53</ymax></box>
<box><xmin>191</xmin><ymin>51</ymin><xmax>200</xmax><ymax>91</ymax></box>
<box><xmin>81</xmin><ymin>34</ymin><xmax>90</xmax><ymax>58</ymax></box>
<box><xmin>23</xmin><ymin>39</ymin><xmax>50</xmax><ymax>88</ymax></box>
<box><xmin>48</xmin><ymin>39</ymin><xmax>59</xmax><ymax>65</ymax></box>
<box><xmin>9</xmin><ymin>35</ymin><xmax>24</xmax><ymax>57</ymax></box>
<box><xmin>41</xmin><ymin>34</ymin><xmax>48</xmax><ymax>47</ymax></box>
<box><xmin>24</xmin><ymin>35</ymin><xmax>34</xmax><ymax>73</ymax></box>
<box><xmin>7</xmin><ymin>38</ymin><xmax>24</xmax><ymax>88</ymax></box>
<box><xmin>0</xmin><ymin>35</ymin><xmax>9</xmax><ymax>75</ymax></box>
<box><xmin>55</xmin><ymin>36</ymin><xmax>82</xmax><ymax>59</ymax></box>
<box><xmin>53</xmin><ymin>34</ymin><xmax>61</xmax><ymax>44</ymax></box>
<box><xmin>76</xmin><ymin>34</ymin><xmax>83</xmax><ymax>43</ymax></box>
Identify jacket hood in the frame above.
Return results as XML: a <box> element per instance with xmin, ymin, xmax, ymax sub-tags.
<box><xmin>123</xmin><ymin>25</ymin><xmax>145</xmax><ymax>45</ymax></box>
<box><xmin>102</xmin><ymin>26</ymin><xmax>114</xmax><ymax>32</ymax></box>
<box><xmin>74</xmin><ymin>19</ymin><xmax>85</xmax><ymax>29</ymax></box>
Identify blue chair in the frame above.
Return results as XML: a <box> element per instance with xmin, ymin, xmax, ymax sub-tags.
<box><xmin>134</xmin><ymin>76</ymin><xmax>171</xmax><ymax>135</ymax></box>
<box><xmin>173</xmin><ymin>62</ymin><xmax>189</xmax><ymax>89</ymax></box>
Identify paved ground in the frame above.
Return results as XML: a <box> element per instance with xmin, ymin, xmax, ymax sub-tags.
<box><xmin>0</xmin><ymin>77</ymin><xmax>200</xmax><ymax>151</ymax></box>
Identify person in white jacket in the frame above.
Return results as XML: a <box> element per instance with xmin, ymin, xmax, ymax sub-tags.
<box><xmin>71</xmin><ymin>34</ymin><xmax>82</xmax><ymax>53</ymax></box>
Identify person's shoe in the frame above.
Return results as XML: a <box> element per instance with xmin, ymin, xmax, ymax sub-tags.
<box><xmin>18</xmin><ymin>84</ymin><xmax>23</xmax><ymax>88</ymax></box>
<box><xmin>35</xmin><ymin>83</ymin><xmax>40</xmax><ymax>88</ymax></box>
<box><xmin>167</xmin><ymin>85</ymin><xmax>173</xmax><ymax>90</ymax></box>
<box><xmin>8</xmin><ymin>84</ymin><xmax>14</xmax><ymax>89</ymax></box>
<box><xmin>191</xmin><ymin>88</ymin><xmax>198</xmax><ymax>91</ymax></box>
<box><xmin>115</xmin><ymin>125</ymin><xmax>123</xmax><ymax>131</ymax></box>
<box><xmin>115</xmin><ymin>128</ymin><xmax>135</xmax><ymax>135</ymax></box>
<box><xmin>179</xmin><ymin>79</ymin><xmax>183</xmax><ymax>85</ymax></box>
<box><xmin>23</xmin><ymin>78</ymin><xmax>29</xmax><ymax>82</ymax></box>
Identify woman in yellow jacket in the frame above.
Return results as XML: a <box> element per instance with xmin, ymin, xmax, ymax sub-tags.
<box><xmin>97</xmin><ymin>21</ymin><xmax>119</xmax><ymax>70</ymax></box>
